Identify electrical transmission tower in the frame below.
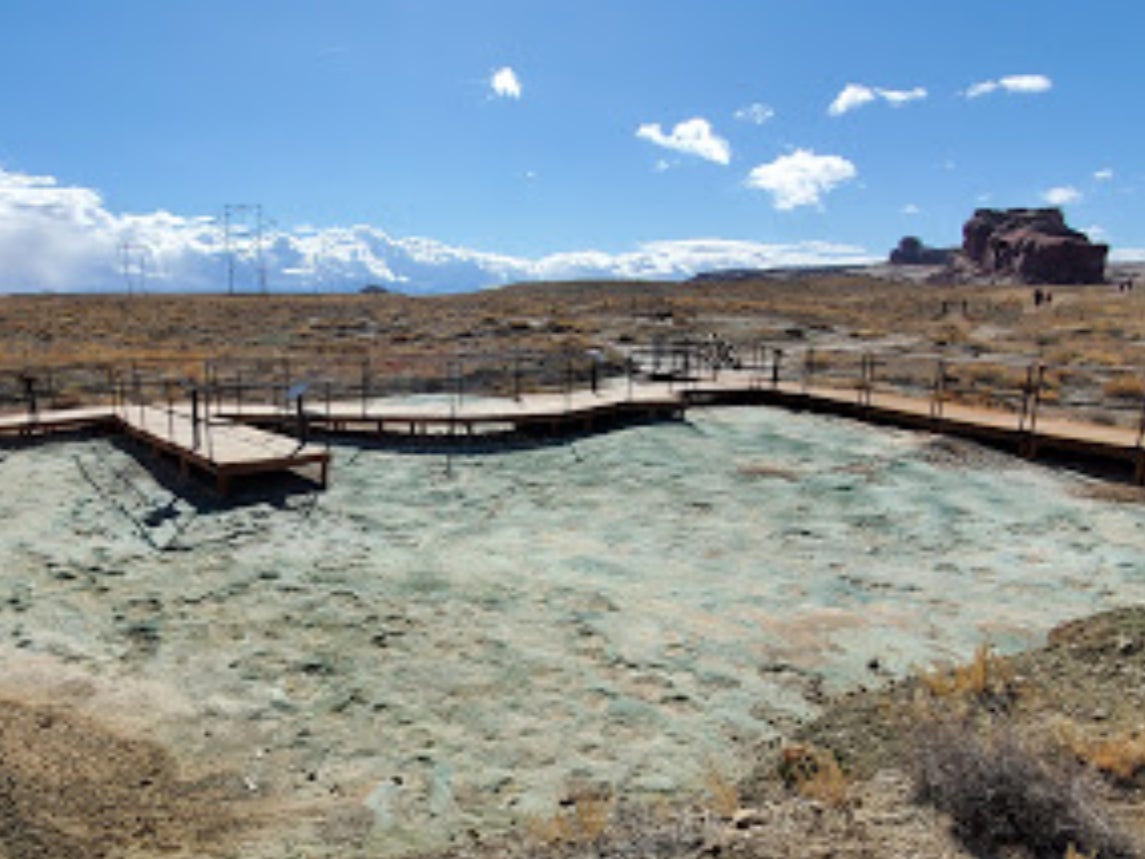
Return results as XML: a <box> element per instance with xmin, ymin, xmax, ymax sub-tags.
<box><xmin>221</xmin><ymin>203</ymin><xmax>268</xmax><ymax>294</ymax></box>
<box><xmin>119</xmin><ymin>241</ymin><xmax>151</xmax><ymax>295</ymax></box>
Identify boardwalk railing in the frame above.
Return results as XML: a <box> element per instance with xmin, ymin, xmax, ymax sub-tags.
<box><xmin>3</xmin><ymin>341</ymin><xmax>1144</xmax><ymax>483</ymax></box>
<box><xmin>4</xmin><ymin>343</ymin><xmax>1142</xmax><ymax>427</ymax></box>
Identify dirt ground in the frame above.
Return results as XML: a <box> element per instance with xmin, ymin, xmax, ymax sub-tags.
<box><xmin>0</xmin><ymin>697</ymin><xmax>249</xmax><ymax>858</ymax></box>
<box><xmin>416</xmin><ymin>606</ymin><xmax>1145</xmax><ymax>859</ymax></box>
<box><xmin>4</xmin><ymin>607</ymin><xmax>1143</xmax><ymax>859</ymax></box>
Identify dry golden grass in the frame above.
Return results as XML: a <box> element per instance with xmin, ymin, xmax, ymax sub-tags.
<box><xmin>703</xmin><ymin>766</ymin><xmax>740</xmax><ymax>818</ymax></box>
<box><xmin>525</xmin><ymin>789</ymin><xmax>615</xmax><ymax>846</ymax></box>
<box><xmin>776</xmin><ymin>744</ymin><xmax>849</xmax><ymax>807</ymax></box>
<box><xmin>1058</xmin><ymin>723</ymin><xmax>1145</xmax><ymax>785</ymax></box>
<box><xmin>920</xmin><ymin>644</ymin><xmax>986</xmax><ymax>697</ymax></box>
<box><xmin>917</xmin><ymin>643</ymin><xmax>1016</xmax><ymax>702</ymax></box>
<box><xmin>1065</xmin><ymin>845</ymin><xmax>1097</xmax><ymax>859</ymax></box>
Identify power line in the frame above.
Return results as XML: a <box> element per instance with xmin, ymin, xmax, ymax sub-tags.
<box><xmin>119</xmin><ymin>241</ymin><xmax>150</xmax><ymax>295</ymax></box>
<box><xmin>222</xmin><ymin>203</ymin><xmax>269</xmax><ymax>294</ymax></box>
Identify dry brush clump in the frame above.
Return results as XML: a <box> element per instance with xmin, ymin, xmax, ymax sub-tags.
<box><xmin>776</xmin><ymin>743</ymin><xmax>849</xmax><ymax>808</ymax></box>
<box><xmin>916</xmin><ymin>643</ymin><xmax>1019</xmax><ymax>710</ymax></box>
<box><xmin>908</xmin><ymin>644</ymin><xmax>1140</xmax><ymax>858</ymax></box>
<box><xmin>911</xmin><ymin>717</ymin><xmax>1137</xmax><ymax>859</ymax></box>
<box><xmin>1058</xmin><ymin>723</ymin><xmax>1145</xmax><ymax>787</ymax></box>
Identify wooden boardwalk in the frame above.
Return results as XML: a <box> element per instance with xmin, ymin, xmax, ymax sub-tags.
<box><xmin>685</xmin><ymin>372</ymin><xmax>1145</xmax><ymax>484</ymax></box>
<box><xmin>0</xmin><ymin>406</ymin><xmax>117</xmax><ymax>437</ymax></box>
<box><xmin>116</xmin><ymin>405</ymin><xmax>330</xmax><ymax>495</ymax></box>
<box><xmin>2</xmin><ymin>372</ymin><xmax>1144</xmax><ymax>486</ymax></box>
<box><xmin>0</xmin><ymin>403</ymin><xmax>329</xmax><ymax>495</ymax></box>
<box><xmin>213</xmin><ymin>374</ymin><xmax>1145</xmax><ymax>483</ymax></box>
<box><xmin>213</xmin><ymin>383</ymin><xmax>685</xmax><ymax>439</ymax></box>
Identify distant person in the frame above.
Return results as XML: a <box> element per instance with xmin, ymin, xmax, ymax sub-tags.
<box><xmin>19</xmin><ymin>374</ymin><xmax>37</xmax><ymax>418</ymax></box>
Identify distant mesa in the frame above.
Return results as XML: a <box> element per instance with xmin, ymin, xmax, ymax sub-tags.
<box><xmin>887</xmin><ymin>208</ymin><xmax>1108</xmax><ymax>285</ymax></box>
<box><xmin>961</xmin><ymin>207</ymin><xmax>1108</xmax><ymax>284</ymax></box>
<box><xmin>888</xmin><ymin>236</ymin><xmax>956</xmax><ymax>266</ymax></box>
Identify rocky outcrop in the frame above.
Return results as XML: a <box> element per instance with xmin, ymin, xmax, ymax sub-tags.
<box><xmin>961</xmin><ymin>208</ymin><xmax>1107</xmax><ymax>284</ymax></box>
<box><xmin>889</xmin><ymin>236</ymin><xmax>955</xmax><ymax>266</ymax></box>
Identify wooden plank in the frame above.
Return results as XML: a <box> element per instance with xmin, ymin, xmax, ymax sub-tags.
<box><xmin>0</xmin><ymin>406</ymin><xmax>117</xmax><ymax>437</ymax></box>
<box><xmin>116</xmin><ymin>406</ymin><xmax>329</xmax><ymax>492</ymax></box>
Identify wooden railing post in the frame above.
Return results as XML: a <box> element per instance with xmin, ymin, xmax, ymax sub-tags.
<box><xmin>1136</xmin><ymin>389</ymin><xmax>1145</xmax><ymax>449</ymax></box>
<box><xmin>191</xmin><ymin>387</ymin><xmax>200</xmax><ymax>450</ymax></box>
<box><xmin>626</xmin><ymin>347</ymin><xmax>634</xmax><ymax>401</ymax></box>
<box><xmin>1018</xmin><ymin>364</ymin><xmax>1034</xmax><ymax>432</ymax></box>
<box><xmin>1029</xmin><ymin>363</ymin><xmax>1046</xmax><ymax>435</ymax></box>
<box><xmin>930</xmin><ymin>359</ymin><xmax>946</xmax><ymax>419</ymax></box>
<box><xmin>360</xmin><ymin>357</ymin><xmax>370</xmax><ymax>418</ymax></box>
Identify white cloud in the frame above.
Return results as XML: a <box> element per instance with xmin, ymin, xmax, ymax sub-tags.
<box><xmin>828</xmin><ymin>83</ymin><xmax>876</xmax><ymax>116</ymax></box>
<box><xmin>529</xmin><ymin>239</ymin><xmax>875</xmax><ymax>280</ymax></box>
<box><xmin>1094</xmin><ymin>168</ymin><xmax>1114</xmax><ymax>181</ymax></box>
<box><xmin>744</xmin><ymin>149</ymin><xmax>857</xmax><ymax>210</ymax></box>
<box><xmin>1043</xmin><ymin>185</ymin><xmax>1081</xmax><ymax>206</ymax></box>
<box><xmin>901</xmin><ymin>203</ymin><xmax>921</xmax><ymax>215</ymax></box>
<box><xmin>1110</xmin><ymin>248</ymin><xmax>1145</xmax><ymax>263</ymax></box>
<box><xmin>490</xmin><ymin>66</ymin><xmax>522</xmax><ymax>100</ymax></box>
<box><xmin>999</xmin><ymin>74</ymin><xmax>1053</xmax><ymax>94</ymax></box>
<box><xmin>964</xmin><ymin>74</ymin><xmax>1052</xmax><ymax>98</ymax></box>
<box><xmin>734</xmin><ymin>102</ymin><xmax>775</xmax><ymax>125</ymax></box>
<box><xmin>653</xmin><ymin>159</ymin><xmax>671</xmax><ymax>173</ymax></box>
<box><xmin>828</xmin><ymin>83</ymin><xmax>927</xmax><ymax>116</ymax></box>
<box><xmin>877</xmin><ymin>86</ymin><xmax>928</xmax><ymax>106</ymax></box>
<box><xmin>964</xmin><ymin>80</ymin><xmax>998</xmax><ymax>99</ymax></box>
<box><xmin>636</xmin><ymin>117</ymin><xmax>731</xmax><ymax>165</ymax></box>
<box><xmin>0</xmin><ymin>165</ymin><xmax>876</xmax><ymax>294</ymax></box>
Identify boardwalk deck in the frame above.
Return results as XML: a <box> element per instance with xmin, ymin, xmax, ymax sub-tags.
<box><xmin>2</xmin><ymin>372</ymin><xmax>1143</xmax><ymax>487</ymax></box>
<box><xmin>213</xmin><ymin>383</ymin><xmax>685</xmax><ymax>439</ymax></box>
<box><xmin>685</xmin><ymin>372</ymin><xmax>1145</xmax><ymax>483</ymax></box>
<box><xmin>0</xmin><ymin>404</ymin><xmax>329</xmax><ymax>494</ymax></box>
<box><xmin>115</xmin><ymin>405</ymin><xmax>330</xmax><ymax>495</ymax></box>
<box><xmin>0</xmin><ymin>406</ymin><xmax>117</xmax><ymax>438</ymax></box>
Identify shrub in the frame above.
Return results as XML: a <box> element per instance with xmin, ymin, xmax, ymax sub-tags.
<box><xmin>911</xmin><ymin>719</ymin><xmax>1136</xmax><ymax>859</ymax></box>
<box><xmin>777</xmin><ymin>744</ymin><xmax>848</xmax><ymax>807</ymax></box>
<box><xmin>917</xmin><ymin>643</ymin><xmax>1016</xmax><ymax>708</ymax></box>
<box><xmin>1060</xmin><ymin>723</ymin><xmax>1145</xmax><ymax>786</ymax></box>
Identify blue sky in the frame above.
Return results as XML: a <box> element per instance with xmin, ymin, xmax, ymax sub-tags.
<box><xmin>0</xmin><ymin>0</ymin><xmax>1141</xmax><ymax>292</ymax></box>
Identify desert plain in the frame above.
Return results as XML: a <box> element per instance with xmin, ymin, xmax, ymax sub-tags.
<box><xmin>1</xmin><ymin>270</ymin><xmax>1145</xmax><ymax>859</ymax></box>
